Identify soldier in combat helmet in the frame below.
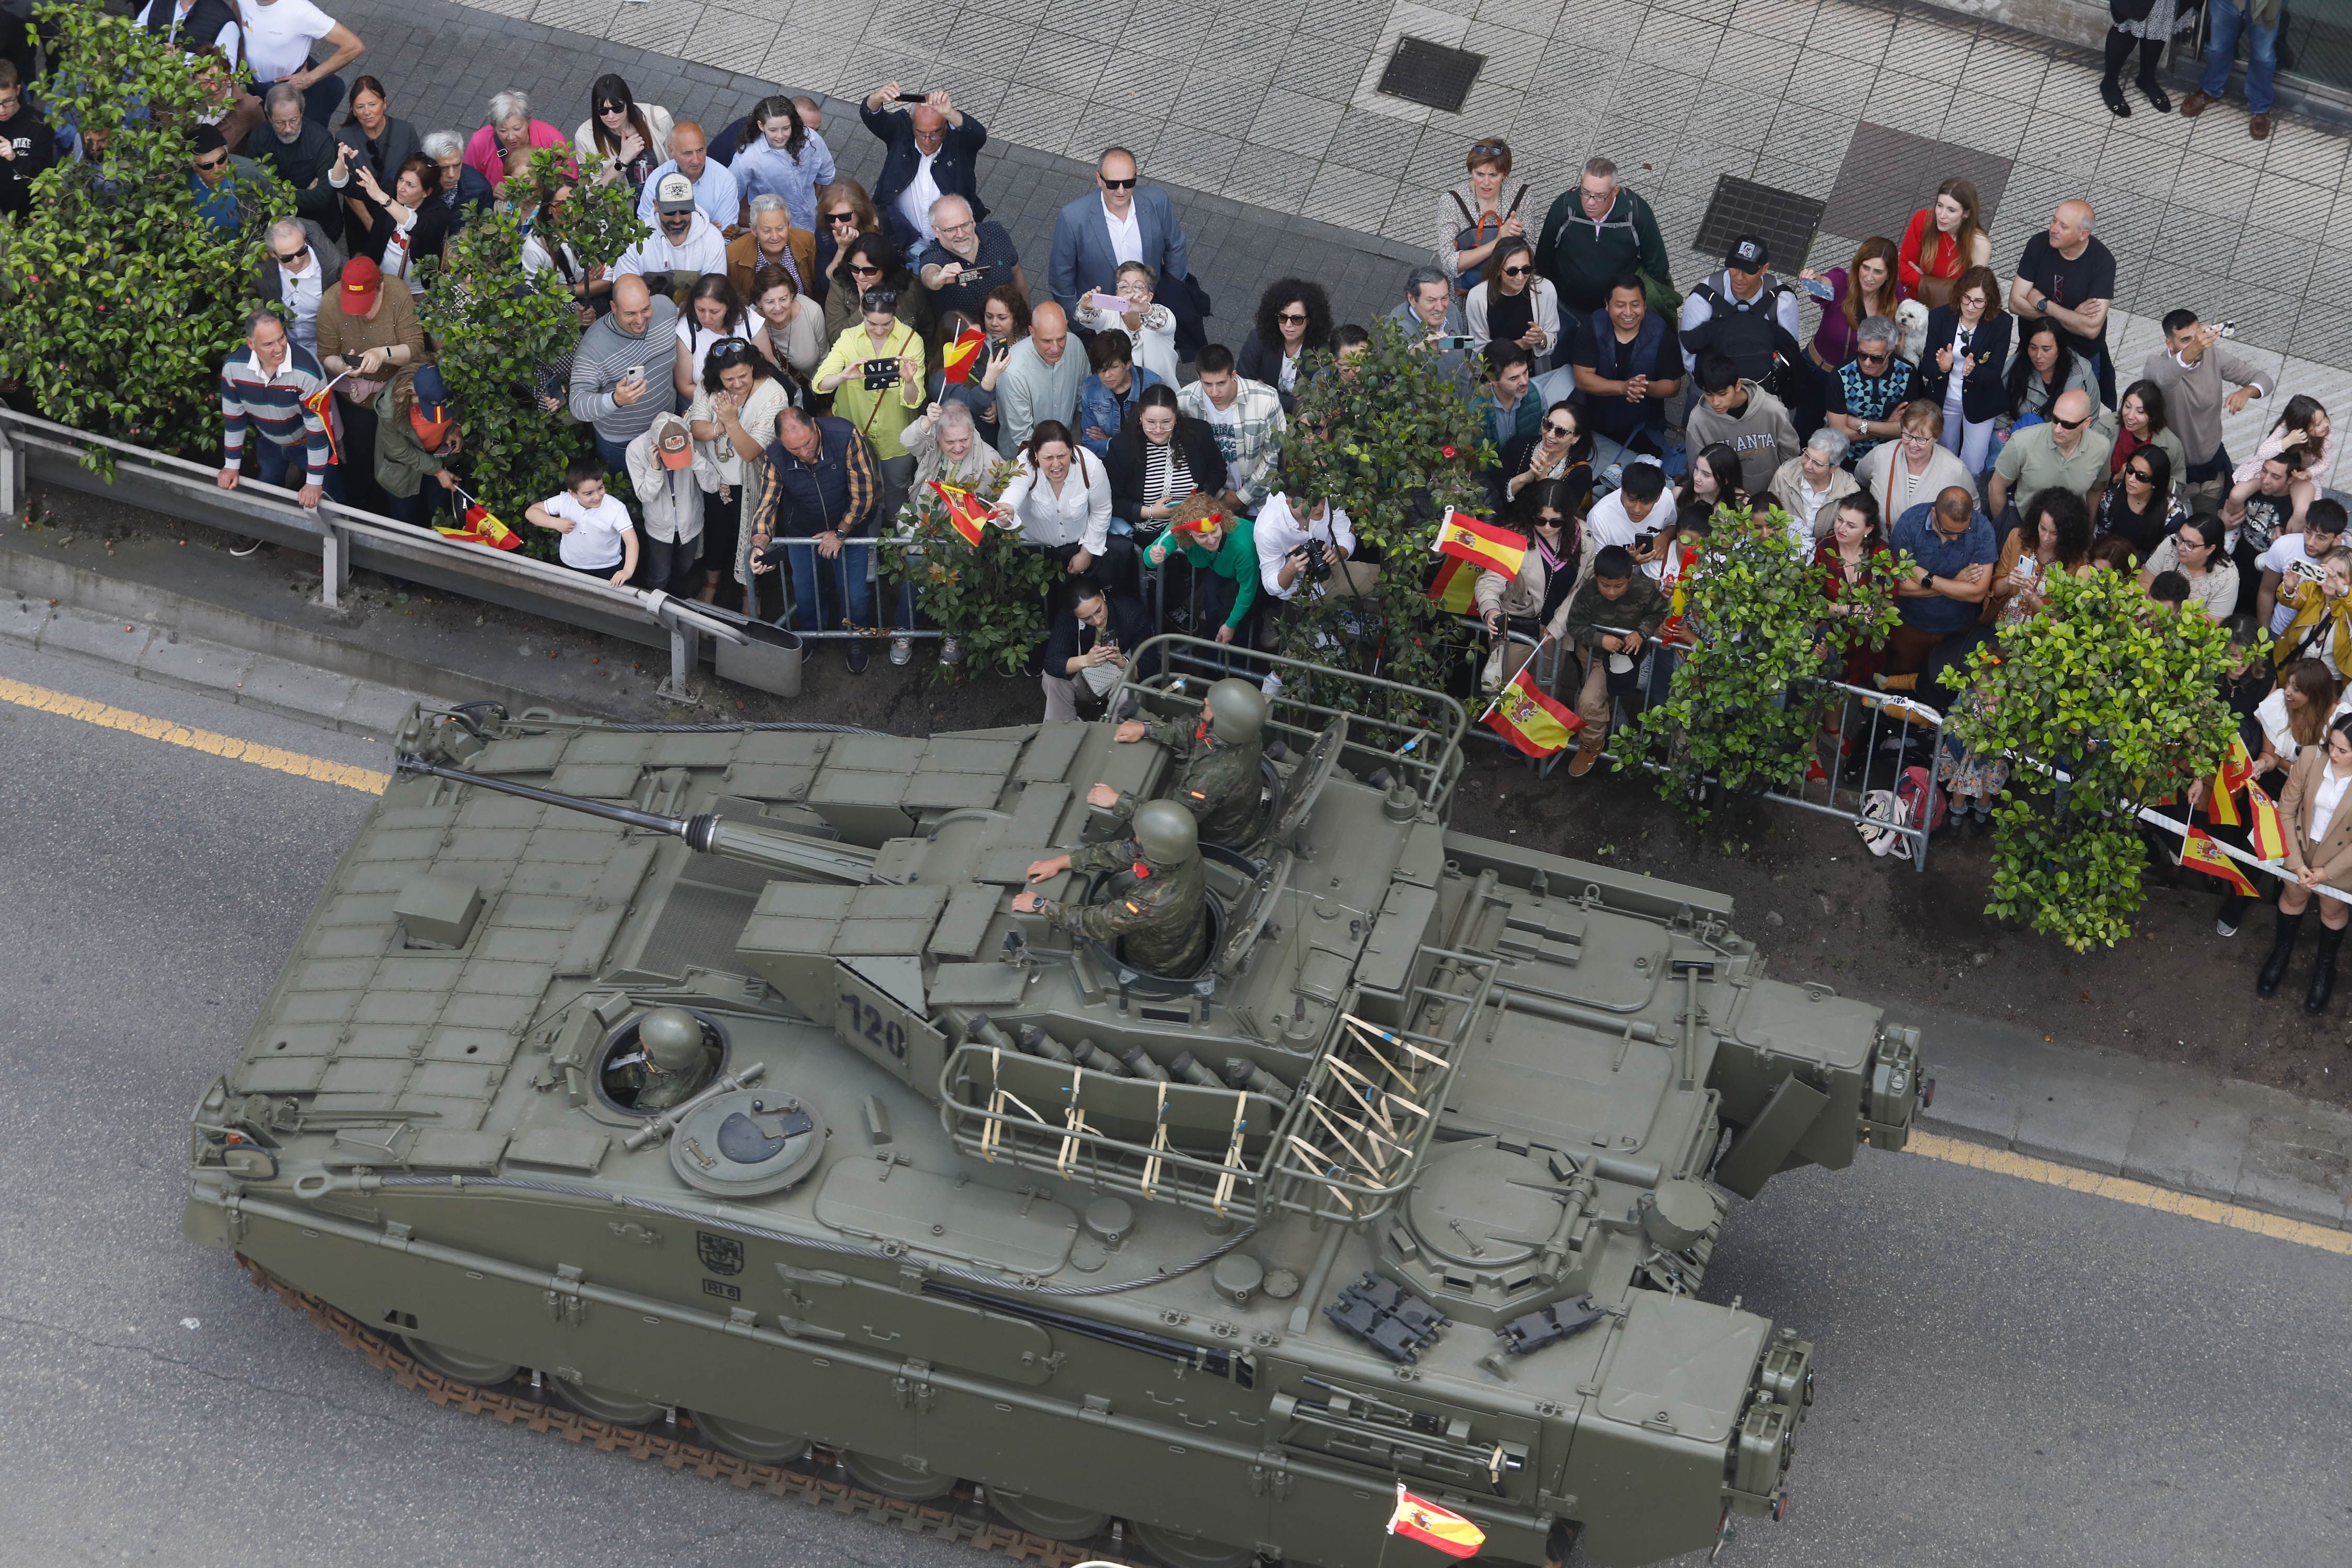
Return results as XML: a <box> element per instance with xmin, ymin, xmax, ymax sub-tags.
<box><xmin>1085</xmin><ymin>677</ymin><xmax>1271</xmax><ymax>849</ymax></box>
<box><xmin>607</xmin><ymin>1006</ymin><xmax>716</xmax><ymax>1111</ymax></box>
<box><xmin>1014</xmin><ymin>800</ymin><xmax>1209</xmax><ymax>975</ymax></box>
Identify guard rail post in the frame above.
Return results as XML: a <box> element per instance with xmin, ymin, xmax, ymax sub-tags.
<box><xmin>318</xmin><ymin>517</ymin><xmax>352</xmax><ymax>610</ymax></box>
<box><xmin>0</xmin><ymin>419</ymin><xmax>18</xmax><ymax>522</ymax></box>
<box><xmin>643</xmin><ymin>591</ymin><xmax>751</xmax><ymax>705</ymax></box>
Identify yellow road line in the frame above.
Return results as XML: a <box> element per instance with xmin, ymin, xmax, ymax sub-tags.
<box><xmin>0</xmin><ymin>675</ymin><xmax>389</xmax><ymax>793</ymax></box>
<box><xmin>1910</xmin><ymin>1130</ymin><xmax>2352</xmax><ymax>1256</ymax></box>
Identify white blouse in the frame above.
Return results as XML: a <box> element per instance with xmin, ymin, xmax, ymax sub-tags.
<box><xmin>2310</xmin><ymin>765</ymin><xmax>2352</xmax><ymax>844</ymax></box>
<box><xmin>998</xmin><ymin>449</ymin><xmax>1112</xmax><ymax>555</ymax></box>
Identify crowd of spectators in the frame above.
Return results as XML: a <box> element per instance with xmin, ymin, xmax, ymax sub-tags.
<box><xmin>1</xmin><ymin>10</ymin><xmax>2338</xmax><ymax>948</ymax></box>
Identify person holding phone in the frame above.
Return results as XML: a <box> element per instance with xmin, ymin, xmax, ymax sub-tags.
<box><xmin>1384</xmin><ymin>267</ymin><xmax>1473</xmax><ymax>386</ymax></box>
<box><xmin>570</xmin><ymin>275</ymin><xmax>681</xmax><ymax>470</ymax></box>
<box><xmin>812</xmin><ymin>286</ymin><xmax>926</xmax><ymax>523</ymax></box>
<box><xmin>913</xmin><ymin>192</ymin><xmax>1023</xmax><ymax>322</ymax></box>
<box><xmin>1075</xmin><ymin>261</ymin><xmax>1179</xmax><ymax>386</ymax></box>
<box><xmin>1040</xmin><ymin>581</ymin><xmax>1151</xmax><ymax>721</ymax></box>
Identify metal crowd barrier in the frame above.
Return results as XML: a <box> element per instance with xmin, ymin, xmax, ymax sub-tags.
<box><xmin>0</xmin><ymin>407</ymin><xmax>773</xmax><ymax>702</ymax></box>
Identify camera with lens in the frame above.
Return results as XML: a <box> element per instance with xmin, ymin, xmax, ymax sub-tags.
<box><xmin>1298</xmin><ymin>537</ymin><xmax>1333</xmax><ymax>582</ymax></box>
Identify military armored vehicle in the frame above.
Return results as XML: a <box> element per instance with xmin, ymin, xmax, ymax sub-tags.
<box><xmin>186</xmin><ymin>638</ymin><xmax>1925</xmax><ymax>1567</ymax></box>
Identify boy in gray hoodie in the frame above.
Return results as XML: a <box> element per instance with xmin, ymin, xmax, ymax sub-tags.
<box><xmin>1685</xmin><ymin>351</ymin><xmax>1802</xmax><ymax>497</ymax></box>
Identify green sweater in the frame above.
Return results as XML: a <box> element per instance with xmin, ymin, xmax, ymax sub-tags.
<box><xmin>1148</xmin><ymin>520</ymin><xmax>1259</xmax><ymax>630</ymax></box>
<box><xmin>1534</xmin><ymin>188</ymin><xmax>1673</xmax><ymax>319</ymax></box>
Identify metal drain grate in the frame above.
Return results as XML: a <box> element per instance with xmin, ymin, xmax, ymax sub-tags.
<box><xmin>1376</xmin><ymin>37</ymin><xmax>1485</xmax><ymax>114</ymax></box>
<box><xmin>1691</xmin><ymin>175</ymin><xmax>1827</xmax><ymax>273</ymax></box>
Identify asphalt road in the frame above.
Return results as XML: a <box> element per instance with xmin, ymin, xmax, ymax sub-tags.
<box><xmin>1</xmin><ymin>640</ymin><xmax>2345</xmax><ymax>1568</ymax></box>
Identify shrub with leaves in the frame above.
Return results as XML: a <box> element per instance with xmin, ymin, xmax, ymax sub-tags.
<box><xmin>0</xmin><ymin>4</ymin><xmax>285</xmax><ymax>463</ymax></box>
<box><xmin>1948</xmin><ymin>568</ymin><xmax>2240</xmax><ymax>951</ymax></box>
<box><xmin>416</xmin><ymin>148</ymin><xmax>644</xmax><ymax>528</ymax></box>
<box><xmin>1270</xmin><ymin>319</ymin><xmax>1491</xmax><ymax>719</ymax></box>
<box><xmin>879</xmin><ymin>459</ymin><xmax>1060</xmax><ymax>677</ymax></box>
<box><xmin>1621</xmin><ymin>505</ymin><xmax>1901</xmax><ymax>820</ymax></box>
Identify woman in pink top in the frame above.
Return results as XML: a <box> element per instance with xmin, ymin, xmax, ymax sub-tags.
<box><xmin>463</xmin><ymin>88</ymin><xmax>568</xmax><ymax>188</ymax></box>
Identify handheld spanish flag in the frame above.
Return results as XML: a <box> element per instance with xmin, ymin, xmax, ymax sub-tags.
<box><xmin>929</xmin><ymin>480</ymin><xmax>989</xmax><ymax>547</ymax></box>
<box><xmin>2181</xmin><ymin>826</ymin><xmax>2259</xmax><ymax>897</ymax></box>
<box><xmin>1432</xmin><ymin>510</ymin><xmax>1526</xmax><ymax>579</ymax></box>
<box><xmin>1481</xmin><ymin>664</ymin><xmax>1583</xmax><ymax>758</ymax></box>
<box><xmin>1656</xmin><ymin>537</ymin><xmax>1701</xmax><ymax>645</ymax></box>
<box><xmin>1425</xmin><ymin>555</ymin><xmax>1479</xmax><ymax>614</ymax></box>
<box><xmin>2207</xmin><ymin>735</ymin><xmax>2254</xmax><ymax>827</ymax></box>
<box><xmin>941</xmin><ymin>326</ymin><xmax>986</xmax><ymax>385</ymax></box>
<box><xmin>2247</xmin><ymin>777</ymin><xmax>2288</xmax><ymax>862</ymax></box>
<box><xmin>299</xmin><ymin>370</ymin><xmax>349</xmax><ymax>468</ymax></box>
<box><xmin>435</xmin><ymin>487</ymin><xmax>522</xmax><ymax>550</ymax></box>
<box><xmin>1388</xmin><ymin>1485</ymin><xmax>1485</xmax><ymax>1559</ymax></box>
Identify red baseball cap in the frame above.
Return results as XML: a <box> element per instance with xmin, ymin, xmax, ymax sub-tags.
<box><xmin>340</xmin><ymin>256</ymin><xmax>382</xmax><ymax>307</ymax></box>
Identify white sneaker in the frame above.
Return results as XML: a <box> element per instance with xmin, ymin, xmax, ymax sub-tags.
<box><xmin>890</xmin><ymin>635</ymin><xmax>912</xmax><ymax>666</ymax></box>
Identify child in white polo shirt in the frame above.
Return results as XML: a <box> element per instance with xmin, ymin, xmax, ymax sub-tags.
<box><xmin>525</xmin><ymin>454</ymin><xmax>640</xmax><ymax>584</ymax></box>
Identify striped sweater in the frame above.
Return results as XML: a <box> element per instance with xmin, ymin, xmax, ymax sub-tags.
<box><xmin>219</xmin><ymin>342</ymin><xmax>333</xmax><ymax>485</ymax></box>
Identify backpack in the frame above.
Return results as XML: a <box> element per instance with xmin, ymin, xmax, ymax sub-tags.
<box><xmin>1689</xmin><ymin>280</ymin><xmax>1806</xmax><ymax>407</ymax></box>
<box><xmin>1860</xmin><ymin>766</ymin><xmax>1946</xmax><ymax>860</ymax></box>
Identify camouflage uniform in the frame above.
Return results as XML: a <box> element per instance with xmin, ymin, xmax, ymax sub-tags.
<box><xmin>1036</xmin><ymin>835</ymin><xmax>1209</xmax><ymax>976</ymax></box>
<box><xmin>1109</xmin><ymin>717</ymin><xmax>1267</xmax><ymax>848</ymax></box>
<box><xmin>610</xmin><ymin>1046</ymin><xmax>714</xmax><ymax>1110</ymax></box>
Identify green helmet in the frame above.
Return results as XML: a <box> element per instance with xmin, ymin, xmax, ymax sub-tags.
<box><xmin>1132</xmin><ymin>799</ymin><xmax>1200</xmax><ymax>868</ymax></box>
<box><xmin>1205</xmin><ymin>678</ymin><xmax>1270</xmax><ymax>745</ymax></box>
<box><xmin>638</xmin><ymin>1008</ymin><xmax>706</xmax><ymax>1074</ymax></box>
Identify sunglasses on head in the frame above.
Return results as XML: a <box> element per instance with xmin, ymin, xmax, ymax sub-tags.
<box><xmin>1471</xmin><ymin>142</ymin><xmax>1507</xmax><ymax>158</ymax></box>
<box><xmin>1100</xmin><ymin>176</ymin><xmax>1137</xmax><ymax>189</ymax></box>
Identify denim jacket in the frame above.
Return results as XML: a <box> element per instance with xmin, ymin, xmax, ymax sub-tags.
<box><xmin>1077</xmin><ymin>364</ymin><xmax>1164</xmax><ymax>456</ymax></box>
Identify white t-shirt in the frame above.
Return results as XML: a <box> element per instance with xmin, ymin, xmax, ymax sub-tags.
<box><xmin>2260</xmin><ymin>534</ymin><xmax>2329</xmax><ymax>635</ymax></box>
<box><xmin>542</xmin><ymin>490</ymin><xmax>635</xmax><ymax>571</ymax></box>
<box><xmin>238</xmin><ymin>0</ymin><xmax>337</xmax><ymax>83</ymax></box>
<box><xmin>676</xmin><ymin>312</ymin><xmax>757</xmax><ymax>388</ymax></box>
<box><xmin>1585</xmin><ymin>489</ymin><xmax>1680</xmax><ymax>580</ymax></box>
<box><xmin>140</xmin><ymin>0</ymin><xmax>242</xmax><ymax>67</ymax></box>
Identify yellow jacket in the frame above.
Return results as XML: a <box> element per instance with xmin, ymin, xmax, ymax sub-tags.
<box><xmin>815</xmin><ymin>320</ymin><xmax>926</xmax><ymax>460</ymax></box>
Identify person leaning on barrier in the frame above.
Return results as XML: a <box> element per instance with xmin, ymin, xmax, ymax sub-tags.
<box><xmin>1475</xmin><ymin>479</ymin><xmax>1579</xmax><ymax>689</ymax></box>
<box><xmin>1014</xmin><ymin>800</ymin><xmax>1210</xmax><ymax>977</ymax></box>
<box><xmin>1089</xmin><ymin>677</ymin><xmax>1271</xmax><ymax>849</ymax></box>
<box><xmin>1041</xmin><ymin>580</ymin><xmax>1151</xmax><ymax>723</ymax></box>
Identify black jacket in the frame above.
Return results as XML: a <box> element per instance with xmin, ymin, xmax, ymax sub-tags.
<box><xmin>0</xmin><ymin>107</ymin><xmax>57</xmax><ymax>219</ymax></box>
<box><xmin>439</xmin><ymin>163</ymin><xmax>494</xmax><ymax>238</ymax></box>
<box><xmin>247</xmin><ymin>119</ymin><xmax>346</xmax><ymax>242</ymax></box>
<box><xmin>335</xmin><ymin>117</ymin><xmax>422</xmax><ymax>191</ymax></box>
<box><xmin>1913</xmin><ymin>307</ymin><xmax>2013</xmax><ymax>425</ymax></box>
<box><xmin>1234</xmin><ymin>330</ymin><xmax>1303</xmax><ymax>414</ymax></box>
<box><xmin>1105</xmin><ymin>415</ymin><xmax>1228</xmax><ymax>522</ymax></box>
<box><xmin>860</xmin><ymin>102</ymin><xmax>988</xmax><ymax>253</ymax></box>
<box><xmin>1043</xmin><ymin>590</ymin><xmax>1155</xmax><ymax>676</ymax></box>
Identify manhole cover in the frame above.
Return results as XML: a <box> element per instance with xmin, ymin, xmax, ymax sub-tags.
<box><xmin>1377</xmin><ymin>37</ymin><xmax>1484</xmax><ymax>114</ymax></box>
<box><xmin>1691</xmin><ymin>175</ymin><xmax>1827</xmax><ymax>273</ymax></box>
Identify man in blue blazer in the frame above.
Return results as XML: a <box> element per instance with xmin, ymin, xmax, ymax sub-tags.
<box><xmin>1049</xmin><ymin>147</ymin><xmax>1209</xmax><ymax>356</ymax></box>
<box><xmin>860</xmin><ymin>80</ymin><xmax>988</xmax><ymax>252</ymax></box>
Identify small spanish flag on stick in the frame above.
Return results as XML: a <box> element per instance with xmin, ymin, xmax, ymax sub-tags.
<box><xmin>1388</xmin><ymin>1484</ymin><xmax>1485</xmax><ymax>1559</ymax></box>
<box><xmin>436</xmin><ymin>487</ymin><xmax>522</xmax><ymax>550</ymax></box>
<box><xmin>2182</xmin><ymin>826</ymin><xmax>2259</xmax><ymax>897</ymax></box>
<box><xmin>1481</xmin><ymin>663</ymin><xmax>1583</xmax><ymax>758</ymax></box>
<box><xmin>2207</xmin><ymin>734</ymin><xmax>2253</xmax><ymax>828</ymax></box>
<box><xmin>941</xmin><ymin>326</ymin><xmax>986</xmax><ymax>385</ymax></box>
<box><xmin>929</xmin><ymin>480</ymin><xmax>989</xmax><ymax>547</ymax></box>
<box><xmin>1425</xmin><ymin>554</ymin><xmax>1479</xmax><ymax>614</ymax></box>
<box><xmin>1432</xmin><ymin>510</ymin><xmax>1526</xmax><ymax>579</ymax></box>
<box><xmin>2246</xmin><ymin>777</ymin><xmax>2289</xmax><ymax>862</ymax></box>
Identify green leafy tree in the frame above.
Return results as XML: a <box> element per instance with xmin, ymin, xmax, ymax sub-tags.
<box><xmin>1947</xmin><ymin>568</ymin><xmax>2241</xmax><ymax>951</ymax></box>
<box><xmin>1621</xmin><ymin>506</ymin><xmax>1901</xmax><ymax>820</ymax></box>
<box><xmin>879</xmin><ymin>460</ymin><xmax>1060</xmax><ymax>677</ymax></box>
<box><xmin>1270</xmin><ymin>320</ymin><xmax>1491</xmax><ymax>720</ymax></box>
<box><xmin>416</xmin><ymin>148</ymin><xmax>644</xmax><ymax>530</ymax></box>
<box><xmin>0</xmin><ymin>5</ymin><xmax>285</xmax><ymax>462</ymax></box>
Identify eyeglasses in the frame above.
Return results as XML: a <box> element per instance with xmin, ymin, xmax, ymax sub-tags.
<box><xmin>849</xmin><ymin>263</ymin><xmax>883</xmax><ymax>276</ymax></box>
<box><xmin>1100</xmin><ymin>176</ymin><xmax>1137</xmax><ymax>189</ymax></box>
<box><xmin>1277</xmin><ymin>310</ymin><xmax>1308</xmax><ymax>324</ymax></box>
<box><xmin>1502</xmin><ymin>265</ymin><xmax>1532</xmax><ymax>277</ymax></box>
<box><xmin>1543</xmin><ymin>421</ymin><xmax>1574</xmax><ymax>437</ymax></box>
<box><xmin>1900</xmin><ymin>431</ymin><xmax>1934</xmax><ymax>444</ymax></box>
<box><xmin>193</xmin><ymin>154</ymin><xmax>227</xmax><ymax>171</ymax></box>
<box><xmin>1857</xmin><ymin>350</ymin><xmax>1889</xmax><ymax>365</ymax></box>
<box><xmin>826</xmin><ymin>211</ymin><xmax>859</xmax><ymax>225</ymax></box>
<box><xmin>273</xmin><ymin>245</ymin><xmax>309</xmax><ymax>263</ymax></box>
<box><xmin>596</xmin><ymin>101</ymin><xmax>627</xmax><ymax>115</ymax></box>
<box><xmin>2054</xmin><ymin>413</ymin><xmax>2089</xmax><ymax>431</ymax></box>
<box><xmin>2127</xmin><ymin>465</ymin><xmax>2155</xmax><ymax>481</ymax></box>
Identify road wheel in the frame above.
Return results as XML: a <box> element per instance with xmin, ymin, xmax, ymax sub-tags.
<box><xmin>988</xmin><ymin>1490</ymin><xmax>1111</xmax><ymax>1541</ymax></box>
<box><xmin>690</xmin><ymin>1410</ymin><xmax>809</xmax><ymax>1465</ymax></box>
<box><xmin>399</xmin><ymin>1337</ymin><xmax>519</xmax><ymax>1388</ymax></box>
<box><xmin>548</xmin><ymin>1376</ymin><xmax>666</xmax><ymax>1427</ymax></box>
<box><xmin>1133</xmin><ymin>1520</ymin><xmax>1257</xmax><ymax>1568</ymax></box>
<box><xmin>841</xmin><ymin>1449</ymin><xmax>959</xmax><ymax>1502</ymax></box>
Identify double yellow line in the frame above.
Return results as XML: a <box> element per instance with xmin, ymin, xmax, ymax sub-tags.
<box><xmin>0</xmin><ymin>674</ymin><xmax>389</xmax><ymax>793</ymax></box>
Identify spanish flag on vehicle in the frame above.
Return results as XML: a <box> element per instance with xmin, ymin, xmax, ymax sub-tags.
<box><xmin>1482</xmin><ymin>664</ymin><xmax>1582</xmax><ymax>758</ymax></box>
<box><xmin>941</xmin><ymin>326</ymin><xmax>986</xmax><ymax>385</ymax></box>
<box><xmin>2181</xmin><ymin>826</ymin><xmax>2258</xmax><ymax>897</ymax></box>
<box><xmin>929</xmin><ymin>481</ymin><xmax>990</xmax><ymax>547</ymax></box>
<box><xmin>1388</xmin><ymin>1484</ymin><xmax>1485</xmax><ymax>1558</ymax></box>
<box><xmin>1432</xmin><ymin>510</ymin><xmax>1526</xmax><ymax>579</ymax></box>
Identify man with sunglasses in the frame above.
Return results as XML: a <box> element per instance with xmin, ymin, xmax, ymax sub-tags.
<box><xmin>1824</xmin><ymin>316</ymin><xmax>1915</xmax><ymax>469</ymax></box>
<box><xmin>0</xmin><ymin>61</ymin><xmax>59</xmax><ymax>220</ymax></box>
<box><xmin>189</xmin><ymin>126</ymin><xmax>259</xmax><ymax>234</ymax></box>
<box><xmin>252</xmin><ymin>215</ymin><xmax>344</xmax><ymax>354</ymax></box>
<box><xmin>1048</xmin><ymin>147</ymin><xmax>1203</xmax><ymax>352</ymax></box>
<box><xmin>1987</xmin><ymin>387</ymin><xmax>2112</xmax><ymax>535</ymax></box>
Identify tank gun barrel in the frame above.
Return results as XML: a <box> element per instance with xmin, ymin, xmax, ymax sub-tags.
<box><xmin>394</xmin><ymin>756</ymin><xmax>876</xmax><ymax>884</ymax></box>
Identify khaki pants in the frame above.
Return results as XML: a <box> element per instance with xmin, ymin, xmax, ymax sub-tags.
<box><xmin>1574</xmin><ymin>646</ymin><xmax>1613</xmax><ymax>733</ymax></box>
